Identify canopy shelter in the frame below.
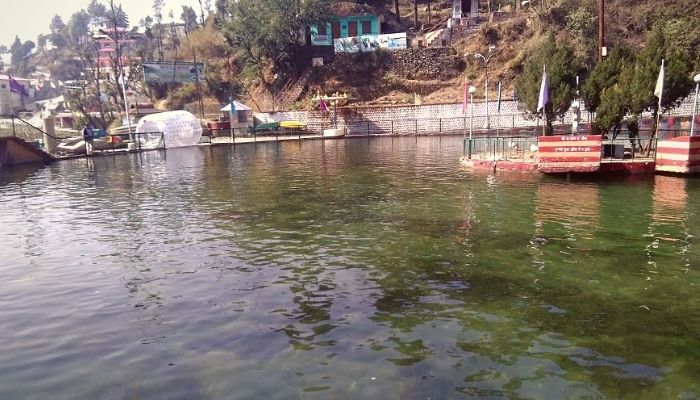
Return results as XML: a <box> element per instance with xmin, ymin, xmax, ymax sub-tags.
<box><xmin>220</xmin><ymin>101</ymin><xmax>252</xmax><ymax>112</ymax></box>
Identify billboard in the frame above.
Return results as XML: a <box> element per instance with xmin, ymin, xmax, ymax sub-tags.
<box><xmin>334</xmin><ymin>33</ymin><xmax>408</xmax><ymax>53</ymax></box>
<box><xmin>142</xmin><ymin>62</ymin><xmax>205</xmax><ymax>83</ymax></box>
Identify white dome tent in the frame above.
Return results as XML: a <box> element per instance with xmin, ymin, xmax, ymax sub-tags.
<box><xmin>135</xmin><ymin>110</ymin><xmax>202</xmax><ymax>149</ymax></box>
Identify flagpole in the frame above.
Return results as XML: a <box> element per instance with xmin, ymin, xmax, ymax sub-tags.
<box><xmin>229</xmin><ymin>96</ymin><xmax>234</xmax><ymax>142</ymax></box>
<box><xmin>539</xmin><ymin>65</ymin><xmax>548</xmax><ymax>136</ymax></box>
<box><xmin>496</xmin><ymin>80</ymin><xmax>502</xmax><ymax>137</ymax></box>
<box><xmin>7</xmin><ymin>76</ymin><xmax>14</xmax><ymax>116</ymax></box>
<box><xmin>654</xmin><ymin>59</ymin><xmax>665</xmax><ymax>139</ymax></box>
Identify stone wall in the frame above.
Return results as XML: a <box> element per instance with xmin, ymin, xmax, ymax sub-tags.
<box><xmin>331</xmin><ymin>47</ymin><xmax>464</xmax><ymax>80</ymax></box>
<box><xmin>265</xmin><ymin>100</ymin><xmax>555</xmax><ymax>135</ymax></box>
<box><xmin>261</xmin><ymin>97</ymin><xmax>697</xmax><ymax>136</ymax></box>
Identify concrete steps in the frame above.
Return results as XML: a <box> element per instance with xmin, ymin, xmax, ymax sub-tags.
<box><xmin>0</xmin><ymin>137</ymin><xmax>55</xmax><ymax>168</ymax></box>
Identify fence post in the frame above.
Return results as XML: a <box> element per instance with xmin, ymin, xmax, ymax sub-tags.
<box><xmin>367</xmin><ymin>121</ymin><xmax>370</xmax><ymax>136</ymax></box>
<box><xmin>391</xmin><ymin>120</ymin><xmax>394</xmax><ymax>135</ymax></box>
<box><xmin>439</xmin><ymin>118</ymin><xmax>442</xmax><ymax>133</ymax></box>
<box><xmin>11</xmin><ymin>116</ymin><xmax>16</xmax><ymax>137</ymax></box>
<box><xmin>415</xmin><ymin>119</ymin><xmax>418</xmax><ymax>135</ymax></box>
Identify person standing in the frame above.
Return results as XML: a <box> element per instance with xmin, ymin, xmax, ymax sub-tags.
<box><xmin>82</xmin><ymin>124</ymin><xmax>94</xmax><ymax>156</ymax></box>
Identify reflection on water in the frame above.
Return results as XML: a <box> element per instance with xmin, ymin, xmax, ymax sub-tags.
<box><xmin>1</xmin><ymin>138</ymin><xmax>699</xmax><ymax>399</ymax></box>
<box><xmin>535</xmin><ymin>182</ymin><xmax>600</xmax><ymax>240</ymax></box>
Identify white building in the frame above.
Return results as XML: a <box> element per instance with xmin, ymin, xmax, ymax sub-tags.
<box><xmin>0</xmin><ymin>75</ymin><xmax>31</xmax><ymax>115</ymax></box>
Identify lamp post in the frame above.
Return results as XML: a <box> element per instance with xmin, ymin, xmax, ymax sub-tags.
<box><xmin>691</xmin><ymin>73</ymin><xmax>700</xmax><ymax>137</ymax></box>
<box><xmin>475</xmin><ymin>46</ymin><xmax>497</xmax><ymax>130</ymax></box>
<box><xmin>469</xmin><ymin>85</ymin><xmax>477</xmax><ymax>139</ymax></box>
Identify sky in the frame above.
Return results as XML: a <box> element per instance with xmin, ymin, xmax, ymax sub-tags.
<box><xmin>0</xmin><ymin>0</ymin><xmax>203</xmax><ymax>47</ymax></box>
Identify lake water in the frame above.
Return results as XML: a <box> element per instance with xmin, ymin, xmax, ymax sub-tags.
<box><xmin>1</xmin><ymin>137</ymin><xmax>699</xmax><ymax>399</ymax></box>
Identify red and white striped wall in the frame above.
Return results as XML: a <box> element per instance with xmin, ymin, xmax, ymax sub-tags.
<box><xmin>537</xmin><ymin>135</ymin><xmax>602</xmax><ymax>173</ymax></box>
<box><xmin>656</xmin><ymin>136</ymin><xmax>700</xmax><ymax>174</ymax></box>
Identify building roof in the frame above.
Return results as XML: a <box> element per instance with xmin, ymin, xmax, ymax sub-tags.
<box><xmin>331</xmin><ymin>2</ymin><xmax>379</xmax><ymax>17</ymax></box>
<box><xmin>0</xmin><ymin>74</ymin><xmax>31</xmax><ymax>82</ymax></box>
<box><xmin>220</xmin><ymin>101</ymin><xmax>253</xmax><ymax>112</ymax></box>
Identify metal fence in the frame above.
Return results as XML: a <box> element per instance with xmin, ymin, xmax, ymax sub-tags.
<box><xmin>464</xmin><ymin>136</ymin><xmax>539</xmax><ymax>161</ymax></box>
<box><xmin>462</xmin><ymin>128</ymin><xmax>682</xmax><ymax>162</ymax></box>
<box><xmin>92</xmin><ymin>131</ymin><xmax>166</xmax><ymax>154</ymax></box>
<box><xmin>206</xmin><ymin>127</ymin><xmax>318</xmax><ymax>143</ymax></box>
<box><xmin>0</xmin><ymin>115</ymin><xmax>57</xmax><ymax>149</ymax></box>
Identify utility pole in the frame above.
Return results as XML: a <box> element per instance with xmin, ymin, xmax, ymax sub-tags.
<box><xmin>598</xmin><ymin>0</ymin><xmax>605</xmax><ymax>62</ymax></box>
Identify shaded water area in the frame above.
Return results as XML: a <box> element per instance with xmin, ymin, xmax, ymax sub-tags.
<box><xmin>1</xmin><ymin>137</ymin><xmax>699</xmax><ymax>399</ymax></box>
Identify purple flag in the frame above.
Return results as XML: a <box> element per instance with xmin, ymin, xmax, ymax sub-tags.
<box><xmin>537</xmin><ymin>66</ymin><xmax>548</xmax><ymax>113</ymax></box>
<box><xmin>8</xmin><ymin>74</ymin><xmax>28</xmax><ymax>97</ymax></box>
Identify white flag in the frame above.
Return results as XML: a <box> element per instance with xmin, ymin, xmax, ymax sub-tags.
<box><xmin>654</xmin><ymin>59</ymin><xmax>665</xmax><ymax>107</ymax></box>
<box><xmin>537</xmin><ymin>65</ymin><xmax>549</xmax><ymax>113</ymax></box>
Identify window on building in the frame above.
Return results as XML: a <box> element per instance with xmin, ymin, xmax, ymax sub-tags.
<box><xmin>0</xmin><ymin>84</ymin><xmax>5</xmax><ymax>89</ymax></box>
<box><xmin>331</xmin><ymin>22</ymin><xmax>341</xmax><ymax>39</ymax></box>
<box><xmin>362</xmin><ymin>20</ymin><xmax>372</xmax><ymax>35</ymax></box>
<box><xmin>317</xmin><ymin>24</ymin><xmax>327</xmax><ymax>35</ymax></box>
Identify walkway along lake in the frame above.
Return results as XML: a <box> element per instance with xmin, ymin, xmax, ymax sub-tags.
<box><xmin>1</xmin><ymin>136</ymin><xmax>699</xmax><ymax>399</ymax></box>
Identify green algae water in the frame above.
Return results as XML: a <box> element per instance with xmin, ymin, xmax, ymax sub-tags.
<box><xmin>1</xmin><ymin>136</ymin><xmax>699</xmax><ymax>399</ymax></box>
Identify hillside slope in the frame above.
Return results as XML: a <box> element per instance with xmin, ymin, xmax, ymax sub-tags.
<box><xmin>295</xmin><ymin>0</ymin><xmax>699</xmax><ymax>109</ymax></box>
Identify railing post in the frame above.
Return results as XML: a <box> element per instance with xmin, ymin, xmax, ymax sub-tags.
<box><xmin>367</xmin><ymin>121</ymin><xmax>370</xmax><ymax>136</ymax></box>
<box><xmin>12</xmin><ymin>116</ymin><xmax>16</xmax><ymax>137</ymax></box>
<box><xmin>391</xmin><ymin>120</ymin><xmax>394</xmax><ymax>135</ymax></box>
<box><xmin>439</xmin><ymin>118</ymin><xmax>442</xmax><ymax>133</ymax></box>
<box><xmin>415</xmin><ymin>119</ymin><xmax>418</xmax><ymax>135</ymax></box>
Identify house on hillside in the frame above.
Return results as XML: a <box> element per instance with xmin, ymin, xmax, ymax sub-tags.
<box><xmin>310</xmin><ymin>2</ymin><xmax>384</xmax><ymax>47</ymax></box>
<box><xmin>308</xmin><ymin>2</ymin><xmax>410</xmax><ymax>54</ymax></box>
<box><xmin>0</xmin><ymin>75</ymin><xmax>32</xmax><ymax>114</ymax></box>
<box><xmin>92</xmin><ymin>26</ymin><xmax>146</xmax><ymax>81</ymax></box>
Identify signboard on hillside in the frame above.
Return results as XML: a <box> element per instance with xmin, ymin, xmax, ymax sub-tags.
<box><xmin>142</xmin><ymin>62</ymin><xmax>205</xmax><ymax>83</ymax></box>
<box><xmin>334</xmin><ymin>33</ymin><xmax>407</xmax><ymax>53</ymax></box>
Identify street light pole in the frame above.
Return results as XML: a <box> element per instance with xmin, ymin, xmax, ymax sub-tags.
<box><xmin>691</xmin><ymin>74</ymin><xmax>700</xmax><ymax>137</ymax></box>
<box><xmin>469</xmin><ymin>85</ymin><xmax>477</xmax><ymax>140</ymax></box>
<box><xmin>475</xmin><ymin>47</ymin><xmax>497</xmax><ymax>131</ymax></box>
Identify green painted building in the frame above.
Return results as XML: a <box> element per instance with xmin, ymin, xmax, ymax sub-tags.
<box><xmin>309</xmin><ymin>3</ymin><xmax>383</xmax><ymax>46</ymax></box>
<box><xmin>310</xmin><ymin>15</ymin><xmax>381</xmax><ymax>46</ymax></box>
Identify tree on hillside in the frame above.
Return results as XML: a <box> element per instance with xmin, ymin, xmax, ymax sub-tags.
<box><xmin>9</xmin><ymin>37</ymin><xmax>35</xmax><ymax>75</ymax></box>
<box><xmin>50</xmin><ymin>15</ymin><xmax>66</xmax><ymax>34</ymax></box>
<box><xmin>152</xmin><ymin>0</ymin><xmax>166</xmax><ymax>61</ymax></box>
<box><xmin>413</xmin><ymin>0</ymin><xmax>418</xmax><ymax>28</ymax></box>
<box><xmin>198</xmin><ymin>0</ymin><xmax>206</xmax><ymax>26</ymax></box>
<box><xmin>625</xmin><ymin>24</ymin><xmax>694</xmax><ymax>132</ymax></box>
<box><xmin>67</xmin><ymin>10</ymin><xmax>91</xmax><ymax>47</ymax></box>
<box><xmin>87</xmin><ymin>0</ymin><xmax>108</xmax><ymax>25</ymax></box>
<box><xmin>394</xmin><ymin>0</ymin><xmax>400</xmax><ymax>23</ymax></box>
<box><xmin>515</xmin><ymin>33</ymin><xmax>579</xmax><ymax>135</ymax></box>
<box><xmin>181</xmin><ymin>6</ymin><xmax>199</xmax><ymax>34</ymax></box>
<box><xmin>581</xmin><ymin>46</ymin><xmax>635</xmax><ymax>136</ymax></box>
<box><xmin>37</xmin><ymin>34</ymin><xmax>48</xmax><ymax>54</ymax></box>
<box><xmin>114</xmin><ymin>5</ymin><xmax>130</xmax><ymax>28</ymax></box>
<box><xmin>168</xmin><ymin>11</ymin><xmax>181</xmax><ymax>56</ymax></box>
<box><xmin>49</xmin><ymin>15</ymin><xmax>68</xmax><ymax>48</ymax></box>
<box><xmin>215</xmin><ymin>0</ymin><xmax>228</xmax><ymax>18</ymax></box>
<box><xmin>581</xmin><ymin>46</ymin><xmax>633</xmax><ymax>113</ymax></box>
<box><xmin>223</xmin><ymin>0</ymin><xmax>331</xmax><ymax>94</ymax></box>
